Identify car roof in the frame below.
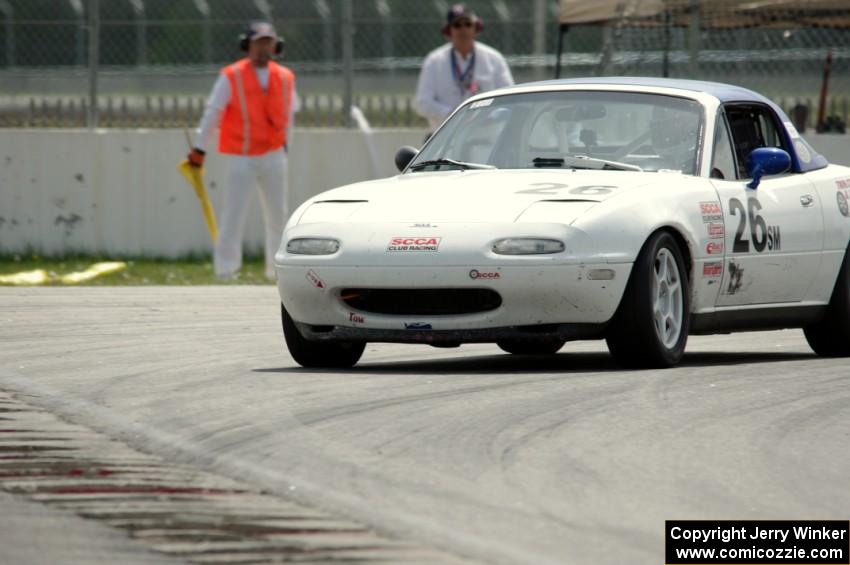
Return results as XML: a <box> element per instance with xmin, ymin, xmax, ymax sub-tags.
<box><xmin>520</xmin><ymin>77</ymin><xmax>771</xmax><ymax>105</ymax></box>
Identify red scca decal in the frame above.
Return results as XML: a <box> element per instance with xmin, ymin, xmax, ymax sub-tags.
<box><xmin>706</xmin><ymin>241</ymin><xmax>724</xmax><ymax>255</ymax></box>
<box><xmin>305</xmin><ymin>270</ymin><xmax>326</xmax><ymax>290</ymax></box>
<box><xmin>703</xmin><ymin>262</ymin><xmax>723</xmax><ymax>277</ymax></box>
<box><xmin>387</xmin><ymin>237</ymin><xmax>442</xmax><ymax>252</ymax></box>
<box><xmin>835</xmin><ymin>178</ymin><xmax>850</xmax><ymax>190</ymax></box>
<box><xmin>699</xmin><ymin>201</ymin><xmax>723</xmax><ymax>223</ymax></box>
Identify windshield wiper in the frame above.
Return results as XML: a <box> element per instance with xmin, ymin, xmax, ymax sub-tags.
<box><xmin>531</xmin><ymin>155</ymin><xmax>642</xmax><ymax>172</ymax></box>
<box><xmin>533</xmin><ymin>157</ymin><xmax>565</xmax><ymax>168</ymax></box>
<box><xmin>408</xmin><ymin>158</ymin><xmax>496</xmax><ymax>171</ymax></box>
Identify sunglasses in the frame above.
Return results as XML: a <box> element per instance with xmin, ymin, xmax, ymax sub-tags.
<box><xmin>451</xmin><ymin>20</ymin><xmax>475</xmax><ymax>29</ymax></box>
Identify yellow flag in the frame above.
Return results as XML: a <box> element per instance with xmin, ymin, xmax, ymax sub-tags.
<box><xmin>178</xmin><ymin>160</ymin><xmax>219</xmax><ymax>243</ymax></box>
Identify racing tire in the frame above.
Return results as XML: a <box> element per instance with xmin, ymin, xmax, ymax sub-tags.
<box><xmin>497</xmin><ymin>338</ymin><xmax>566</xmax><ymax>355</ymax></box>
<box><xmin>281</xmin><ymin>303</ymin><xmax>365</xmax><ymax>368</ymax></box>
<box><xmin>803</xmin><ymin>246</ymin><xmax>850</xmax><ymax>356</ymax></box>
<box><xmin>605</xmin><ymin>231</ymin><xmax>690</xmax><ymax>368</ymax></box>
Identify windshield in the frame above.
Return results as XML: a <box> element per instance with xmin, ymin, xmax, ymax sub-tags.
<box><xmin>408</xmin><ymin>90</ymin><xmax>705</xmax><ymax>175</ymax></box>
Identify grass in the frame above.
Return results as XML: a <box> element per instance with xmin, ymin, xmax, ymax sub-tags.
<box><xmin>0</xmin><ymin>254</ymin><xmax>273</xmax><ymax>286</ymax></box>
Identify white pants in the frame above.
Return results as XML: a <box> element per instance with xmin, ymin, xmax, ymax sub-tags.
<box><xmin>214</xmin><ymin>148</ymin><xmax>288</xmax><ymax>279</ymax></box>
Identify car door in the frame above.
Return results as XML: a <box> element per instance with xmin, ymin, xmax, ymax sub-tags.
<box><xmin>710</xmin><ymin>104</ymin><xmax>823</xmax><ymax>306</ymax></box>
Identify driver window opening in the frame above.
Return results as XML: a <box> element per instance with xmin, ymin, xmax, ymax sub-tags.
<box><xmin>724</xmin><ymin>104</ymin><xmax>790</xmax><ymax>178</ymax></box>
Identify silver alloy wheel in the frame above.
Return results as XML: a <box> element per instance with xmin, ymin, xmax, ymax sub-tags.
<box><xmin>651</xmin><ymin>247</ymin><xmax>683</xmax><ymax>349</ymax></box>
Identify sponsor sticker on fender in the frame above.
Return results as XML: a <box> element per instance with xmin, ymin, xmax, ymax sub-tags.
<box><xmin>836</xmin><ymin>179</ymin><xmax>850</xmax><ymax>218</ymax></box>
<box><xmin>305</xmin><ymin>270</ymin><xmax>326</xmax><ymax>290</ymax></box>
<box><xmin>387</xmin><ymin>237</ymin><xmax>442</xmax><ymax>252</ymax></box>
<box><xmin>703</xmin><ymin>261</ymin><xmax>723</xmax><ymax>277</ymax></box>
<box><xmin>699</xmin><ymin>201</ymin><xmax>723</xmax><ymax>223</ymax></box>
<box><xmin>469</xmin><ymin>269</ymin><xmax>501</xmax><ymax>280</ymax></box>
<box><xmin>706</xmin><ymin>241</ymin><xmax>724</xmax><ymax>255</ymax></box>
<box><xmin>707</xmin><ymin>223</ymin><xmax>724</xmax><ymax>238</ymax></box>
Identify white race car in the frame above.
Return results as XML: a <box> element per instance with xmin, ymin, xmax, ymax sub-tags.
<box><xmin>275</xmin><ymin>77</ymin><xmax>850</xmax><ymax>368</ymax></box>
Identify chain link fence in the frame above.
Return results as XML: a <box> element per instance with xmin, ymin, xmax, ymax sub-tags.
<box><xmin>0</xmin><ymin>0</ymin><xmax>848</xmax><ymax>128</ymax></box>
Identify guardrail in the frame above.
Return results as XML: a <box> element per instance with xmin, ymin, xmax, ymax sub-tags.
<box><xmin>0</xmin><ymin>93</ymin><xmax>429</xmax><ymax>129</ymax></box>
<box><xmin>0</xmin><ymin>93</ymin><xmax>846</xmax><ymax>131</ymax></box>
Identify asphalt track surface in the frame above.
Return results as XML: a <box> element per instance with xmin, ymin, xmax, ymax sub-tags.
<box><xmin>1</xmin><ymin>286</ymin><xmax>848</xmax><ymax>564</ymax></box>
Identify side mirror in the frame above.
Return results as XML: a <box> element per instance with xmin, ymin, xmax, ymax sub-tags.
<box><xmin>395</xmin><ymin>145</ymin><xmax>419</xmax><ymax>172</ymax></box>
<box><xmin>746</xmin><ymin>147</ymin><xmax>791</xmax><ymax>189</ymax></box>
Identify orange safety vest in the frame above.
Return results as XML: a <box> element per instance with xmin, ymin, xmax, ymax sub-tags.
<box><xmin>219</xmin><ymin>58</ymin><xmax>294</xmax><ymax>156</ymax></box>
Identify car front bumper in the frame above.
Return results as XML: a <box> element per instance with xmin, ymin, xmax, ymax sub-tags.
<box><xmin>275</xmin><ymin>263</ymin><xmax>631</xmax><ymax>342</ymax></box>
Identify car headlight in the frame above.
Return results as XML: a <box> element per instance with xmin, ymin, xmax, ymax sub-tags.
<box><xmin>492</xmin><ymin>238</ymin><xmax>564</xmax><ymax>255</ymax></box>
<box><xmin>286</xmin><ymin>238</ymin><xmax>340</xmax><ymax>255</ymax></box>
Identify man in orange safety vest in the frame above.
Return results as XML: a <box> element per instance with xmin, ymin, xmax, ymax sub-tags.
<box><xmin>187</xmin><ymin>21</ymin><xmax>298</xmax><ymax>280</ymax></box>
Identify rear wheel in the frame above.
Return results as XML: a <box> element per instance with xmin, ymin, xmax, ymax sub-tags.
<box><xmin>497</xmin><ymin>338</ymin><xmax>566</xmax><ymax>355</ymax></box>
<box><xmin>281</xmin><ymin>303</ymin><xmax>365</xmax><ymax>368</ymax></box>
<box><xmin>606</xmin><ymin>231</ymin><xmax>689</xmax><ymax>368</ymax></box>
<box><xmin>804</xmin><ymin>246</ymin><xmax>850</xmax><ymax>356</ymax></box>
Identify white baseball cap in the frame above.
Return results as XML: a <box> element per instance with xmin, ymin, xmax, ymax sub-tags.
<box><xmin>249</xmin><ymin>21</ymin><xmax>277</xmax><ymax>40</ymax></box>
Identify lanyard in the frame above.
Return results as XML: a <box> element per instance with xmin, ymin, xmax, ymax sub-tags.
<box><xmin>450</xmin><ymin>48</ymin><xmax>477</xmax><ymax>97</ymax></box>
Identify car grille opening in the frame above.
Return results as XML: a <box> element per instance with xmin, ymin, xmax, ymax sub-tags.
<box><xmin>340</xmin><ymin>288</ymin><xmax>502</xmax><ymax>316</ymax></box>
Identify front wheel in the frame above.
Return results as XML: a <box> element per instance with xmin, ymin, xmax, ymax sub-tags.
<box><xmin>804</xmin><ymin>245</ymin><xmax>850</xmax><ymax>356</ymax></box>
<box><xmin>281</xmin><ymin>304</ymin><xmax>365</xmax><ymax>368</ymax></box>
<box><xmin>606</xmin><ymin>231</ymin><xmax>690</xmax><ymax>368</ymax></box>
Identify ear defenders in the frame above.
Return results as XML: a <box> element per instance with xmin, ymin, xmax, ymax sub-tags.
<box><xmin>441</xmin><ymin>18</ymin><xmax>484</xmax><ymax>36</ymax></box>
<box><xmin>238</xmin><ymin>28</ymin><xmax>285</xmax><ymax>54</ymax></box>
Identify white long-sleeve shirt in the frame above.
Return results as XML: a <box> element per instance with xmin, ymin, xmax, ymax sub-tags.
<box><xmin>414</xmin><ymin>41</ymin><xmax>513</xmax><ymax>131</ymax></box>
<box><xmin>195</xmin><ymin>65</ymin><xmax>300</xmax><ymax>153</ymax></box>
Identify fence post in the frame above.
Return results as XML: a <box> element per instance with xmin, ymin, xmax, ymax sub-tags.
<box><xmin>341</xmin><ymin>0</ymin><xmax>354</xmax><ymax>128</ymax></box>
<box><xmin>532</xmin><ymin>0</ymin><xmax>546</xmax><ymax>79</ymax></box>
<box><xmin>193</xmin><ymin>0</ymin><xmax>212</xmax><ymax>65</ymax></box>
<box><xmin>314</xmin><ymin>0</ymin><xmax>334</xmax><ymax>76</ymax></box>
<box><xmin>127</xmin><ymin>0</ymin><xmax>147</xmax><ymax>66</ymax></box>
<box><xmin>0</xmin><ymin>1</ymin><xmax>13</xmax><ymax>68</ymax></box>
<box><xmin>87</xmin><ymin>0</ymin><xmax>99</xmax><ymax>129</ymax></box>
<box><xmin>688</xmin><ymin>0</ymin><xmax>700</xmax><ymax>78</ymax></box>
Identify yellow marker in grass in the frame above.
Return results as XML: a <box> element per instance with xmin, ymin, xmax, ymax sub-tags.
<box><xmin>0</xmin><ymin>269</ymin><xmax>49</xmax><ymax>285</ymax></box>
<box><xmin>59</xmin><ymin>262</ymin><xmax>127</xmax><ymax>284</ymax></box>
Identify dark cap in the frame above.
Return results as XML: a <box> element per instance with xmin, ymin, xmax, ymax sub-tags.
<box><xmin>446</xmin><ymin>3</ymin><xmax>478</xmax><ymax>25</ymax></box>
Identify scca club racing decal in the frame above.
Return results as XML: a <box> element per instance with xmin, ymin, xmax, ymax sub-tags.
<box><xmin>387</xmin><ymin>237</ymin><xmax>442</xmax><ymax>252</ymax></box>
<box><xmin>728</xmin><ymin>197</ymin><xmax>781</xmax><ymax>253</ymax></box>
<box><xmin>699</xmin><ymin>201</ymin><xmax>723</xmax><ymax>223</ymax></box>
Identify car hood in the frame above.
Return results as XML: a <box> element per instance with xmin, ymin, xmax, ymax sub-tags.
<box><xmin>298</xmin><ymin>169</ymin><xmax>658</xmax><ymax>224</ymax></box>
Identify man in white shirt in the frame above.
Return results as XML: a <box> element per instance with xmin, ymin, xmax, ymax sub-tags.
<box><xmin>187</xmin><ymin>22</ymin><xmax>299</xmax><ymax>280</ymax></box>
<box><xmin>414</xmin><ymin>4</ymin><xmax>514</xmax><ymax>133</ymax></box>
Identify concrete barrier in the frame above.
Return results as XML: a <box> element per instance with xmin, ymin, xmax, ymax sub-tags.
<box><xmin>0</xmin><ymin>129</ymin><xmax>425</xmax><ymax>257</ymax></box>
<box><xmin>0</xmin><ymin>129</ymin><xmax>847</xmax><ymax>257</ymax></box>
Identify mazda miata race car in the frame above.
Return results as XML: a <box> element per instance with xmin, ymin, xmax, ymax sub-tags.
<box><xmin>275</xmin><ymin>77</ymin><xmax>850</xmax><ymax>368</ymax></box>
